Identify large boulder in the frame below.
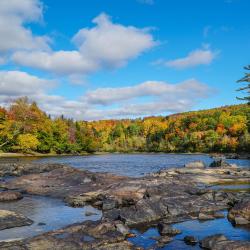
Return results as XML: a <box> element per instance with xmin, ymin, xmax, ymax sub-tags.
<box><xmin>185</xmin><ymin>161</ymin><xmax>206</xmax><ymax>169</ymax></box>
<box><xmin>200</xmin><ymin>234</ymin><xmax>227</xmax><ymax>249</ymax></box>
<box><xmin>228</xmin><ymin>199</ymin><xmax>250</xmax><ymax>225</ymax></box>
<box><xmin>200</xmin><ymin>234</ymin><xmax>250</xmax><ymax>250</ymax></box>
<box><xmin>0</xmin><ymin>209</ymin><xmax>33</xmax><ymax>230</ymax></box>
<box><xmin>157</xmin><ymin>223</ymin><xmax>181</xmax><ymax>236</ymax></box>
<box><xmin>209</xmin><ymin>159</ymin><xmax>236</xmax><ymax>168</ymax></box>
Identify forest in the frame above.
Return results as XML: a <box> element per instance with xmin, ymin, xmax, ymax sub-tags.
<box><xmin>0</xmin><ymin>97</ymin><xmax>249</xmax><ymax>154</ymax></box>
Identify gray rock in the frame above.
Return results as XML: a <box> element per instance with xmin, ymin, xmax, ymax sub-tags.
<box><xmin>184</xmin><ymin>235</ymin><xmax>197</xmax><ymax>245</ymax></box>
<box><xmin>200</xmin><ymin>234</ymin><xmax>228</xmax><ymax>249</ymax></box>
<box><xmin>157</xmin><ymin>223</ymin><xmax>181</xmax><ymax>236</ymax></box>
<box><xmin>0</xmin><ymin>209</ymin><xmax>33</xmax><ymax>230</ymax></box>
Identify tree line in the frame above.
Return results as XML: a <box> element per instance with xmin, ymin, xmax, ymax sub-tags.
<box><xmin>0</xmin><ymin>98</ymin><xmax>249</xmax><ymax>154</ymax></box>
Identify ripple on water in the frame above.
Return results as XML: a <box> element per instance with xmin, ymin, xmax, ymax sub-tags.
<box><xmin>0</xmin><ymin>195</ymin><xmax>102</xmax><ymax>241</ymax></box>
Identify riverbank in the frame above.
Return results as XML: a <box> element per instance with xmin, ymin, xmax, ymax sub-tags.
<box><xmin>0</xmin><ymin>159</ymin><xmax>249</xmax><ymax>249</ymax></box>
<box><xmin>1</xmin><ymin>151</ymin><xmax>249</xmax><ymax>160</ymax></box>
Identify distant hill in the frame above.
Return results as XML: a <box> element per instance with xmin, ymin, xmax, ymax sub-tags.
<box><xmin>0</xmin><ymin>98</ymin><xmax>249</xmax><ymax>154</ymax></box>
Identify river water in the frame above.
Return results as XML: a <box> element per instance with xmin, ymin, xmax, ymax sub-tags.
<box><xmin>29</xmin><ymin>153</ymin><xmax>249</xmax><ymax>177</ymax></box>
<box><xmin>0</xmin><ymin>153</ymin><xmax>249</xmax><ymax>248</ymax></box>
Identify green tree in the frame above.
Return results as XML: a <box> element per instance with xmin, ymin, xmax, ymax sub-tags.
<box><xmin>237</xmin><ymin>65</ymin><xmax>250</xmax><ymax>104</ymax></box>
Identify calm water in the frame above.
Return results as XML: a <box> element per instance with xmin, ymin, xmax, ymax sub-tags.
<box><xmin>129</xmin><ymin>211</ymin><xmax>250</xmax><ymax>249</ymax></box>
<box><xmin>0</xmin><ymin>195</ymin><xmax>102</xmax><ymax>241</ymax></box>
<box><xmin>29</xmin><ymin>153</ymin><xmax>250</xmax><ymax>177</ymax></box>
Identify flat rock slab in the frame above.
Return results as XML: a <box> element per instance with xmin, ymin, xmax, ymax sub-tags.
<box><xmin>0</xmin><ymin>209</ymin><xmax>33</xmax><ymax>230</ymax></box>
<box><xmin>0</xmin><ymin>191</ymin><xmax>23</xmax><ymax>202</ymax></box>
<box><xmin>0</xmin><ymin>220</ymin><xmax>134</xmax><ymax>250</ymax></box>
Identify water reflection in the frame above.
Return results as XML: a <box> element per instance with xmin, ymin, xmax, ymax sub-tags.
<box><xmin>0</xmin><ymin>195</ymin><xmax>102</xmax><ymax>241</ymax></box>
<box><xmin>129</xmin><ymin>211</ymin><xmax>250</xmax><ymax>249</ymax></box>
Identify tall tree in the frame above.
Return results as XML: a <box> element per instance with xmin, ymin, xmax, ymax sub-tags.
<box><xmin>237</xmin><ymin>65</ymin><xmax>250</xmax><ymax>104</ymax></box>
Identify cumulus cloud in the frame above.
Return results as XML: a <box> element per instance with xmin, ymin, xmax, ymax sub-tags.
<box><xmin>0</xmin><ymin>70</ymin><xmax>211</xmax><ymax>120</ymax></box>
<box><xmin>0</xmin><ymin>70</ymin><xmax>56</xmax><ymax>96</ymax></box>
<box><xmin>12</xmin><ymin>13</ymin><xmax>155</xmax><ymax>76</ymax></box>
<box><xmin>84</xmin><ymin>79</ymin><xmax>209</xmax><ymax>105</ymax></box>
<box><xmin>155</xmin><ymin>48</ymin><xmax>217</xmax><ymax>69</ymax></box>
<box><xmin>0</xmin><ymin>0</ymin><xmax>50</xmax><ymax>53</ymax></box>
<box><xmin>12</xmin><ymin>50</ymin><xmax>97</xmax><ymax>75</ymax></box>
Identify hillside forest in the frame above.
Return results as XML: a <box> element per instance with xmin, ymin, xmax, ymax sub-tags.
<box><xmin>0</xmin><ymin>98</ymin><xmax>249</xmax><ymax>154</ymax></box>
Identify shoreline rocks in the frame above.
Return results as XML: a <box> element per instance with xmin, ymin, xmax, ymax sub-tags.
<box><xmin>228</xmin><ymin>198</ymin><xmax>250</xmax><ymax>225</ymax></box>
<box><xmin>0</xmin><ymin>161</ymin><xmax>249</xmax><ymax>249</ymax></box>
<box><xmin>0</xmin><ymin>191</ymin><xmax>23</xmax><ymax>202</ymax></box>
<box><xmin>0</xmin><ymin>209</ymin><xmax>33</xmax><ymax>230</ymax></box>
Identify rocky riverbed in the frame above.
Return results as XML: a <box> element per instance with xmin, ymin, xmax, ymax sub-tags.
<box><xmin>0</xmin><ymin>159</ymin><xmax>249</xmax><ymax>249</ymax></box>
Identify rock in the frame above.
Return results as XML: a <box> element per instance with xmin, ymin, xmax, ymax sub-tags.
<box><xmin>115</xmin><ymin>222</ymin><xmax>130</xmax><ymax>236</ymax></box>
<box><xmin>228</xmin><ymin>199</ymin><xmax>250</xmax><ymax>224</ymax></box>
<box><xmin>37</xmin><ymin>222</ymin><xmax>46</xmax><ymax>226</ymax></box>
<box><xmin>0</xmin><ymin>209</ymin><xmax>33</xmax><ymax>230</ymax></box>
<box><xmin>200</xmin><ymin>234</ymin><xmax>228</xmax><ymax>249</ymax></box>
<box><xmin>0</xmin><ymin>220</ymin><xmax>135</xmax><ymax>250</ymax></box>
<box><xmin>85</xmin><ymin>211</ymin><xmax>98</xmax><ymax>216</ymax></box>
<box><xmin>185</xmin><ymin>161</ymin><xmax>206</xmax><ymax>169</ymax></box>
<box><xmin>102</xmin><ymin>198</ymin><xmax>118</xmax><ymax>210</ymax></box>
<box><xmin>209</xmin><ymin>159</ymin><xmax>232</xmax><ymax>168</ymax></box>
<box><xmin>0</xmin><ymin>162</ymin><xmax>65</xmax><ymax>177</ymax></box>
<box><xmin>0</xmin><ymin>191</ymin><xmax>23</xmax><ymax>202</ymax></box>
<box><xmin>212</xmin><ymin>240</ymin><xmax>250</xmax><ymax>250</ymax></box>
<box><xmin>157</xmin><ymin>223</ymin><xmax>181</xmax><ymax>236</ymax></box>
<box><xmin>156</xmin><ymin>235</ymin><xmax>173</xmax><ymax>248</ymax></box>
<box><xmin>184</xmin><ymin>235</ymin><xmax>198</xmax><ymax>245</ymax></box>
<box><xmin>198</xmin><ymin>213</ymin><xmax>216</xmax><ymax>220</ymax></box>
<box><xmin>234</xmin><ymin>217</ymin><xmax>249</xmax><ymax>225</ymax></box>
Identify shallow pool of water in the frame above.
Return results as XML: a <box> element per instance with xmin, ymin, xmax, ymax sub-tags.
<box><xmin>129</xmin><ymin>211</ymin><xmax>250</xmax><ymax>249</ymax></box>
<box><xmin>26</xmin><ymin>153</ymin><xmax>250</xmax><ymax>177</ymax></box>
<box><xmin>0</xmin><ymin>195</ymin><xmax>102</xmax><ymax>241</ymax></box>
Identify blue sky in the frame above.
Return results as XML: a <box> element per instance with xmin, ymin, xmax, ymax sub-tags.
<box><xmin>0</xmin><ymin>0</ymin><xmax>249</xmax><ymax>120</ymax></box>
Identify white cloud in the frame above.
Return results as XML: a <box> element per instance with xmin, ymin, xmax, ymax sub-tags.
<box><xmin>158</xmin><ymin>48</ymin><xmax>217</xmax><ymax>69</ymax></box>
<box><xmin>0</xmin><ymin>0</ymin><xmax>50</xmax><ymax>53</ymax></box>
<box><xmin>85</xmin><ymin>79</ymin><xmax>209</xmax><ymax>105</ymax></box>
<box><xmin>0</xmin><ymin>70</ymin><xmax>56</xmax><ymax>96</ymax></box>
<box><xmin>0</xmin><ymin>71</ymin><xmax>211</xmax><ymax>120</ymax></box>
<box><xmin>12</xmin><ymin>13</ymin><xmax>155</xmax><ymax>76</ymax></box>
<box><xmin>12</xmin><ymin>50</ymin><xmax>97</xmax><ymax>75</ymax></box>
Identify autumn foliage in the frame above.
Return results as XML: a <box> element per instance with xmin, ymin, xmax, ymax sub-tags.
<box><xmin>0</xmin><ymin>98</ymin><xmax>249</xmax><ymax>154</ymax></box>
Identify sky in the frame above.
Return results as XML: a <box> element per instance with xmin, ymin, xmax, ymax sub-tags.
<box><xmin>0</xmin><ymin>0</ymin><xmax>249</xmax><ymax>120</ymax></box>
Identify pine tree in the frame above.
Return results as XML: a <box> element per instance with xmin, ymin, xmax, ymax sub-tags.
<box><xmin>237</xmin><ymin>65</ymin><xmax>250</xmax><ymax>104</ymax></box>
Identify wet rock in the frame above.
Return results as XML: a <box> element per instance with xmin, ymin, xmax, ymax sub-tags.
<box><xmin>200</xmin><ymin>234</ymin><xmax>250</xmax><ymax>250</ymax></box>
<box><xmin>115</xmin><ymin>222</ymin><xmax>130</xmax><ymax>236</ymax></box>
<box><xmin>156</xmin><ymin>235</ymin><xmax>173</xmax><ymax>248</ymax></box>
<box><xmin>184</xmin><ymin>235</ymin><xmax>197</xmax><ymax>245</ymax></box>
<box><xmin>157</xmin><ymin>223</ymin><xmax>181</xmax><ymax>236</ymax></box>
<box><xmin>0</xmin><ymin>162</ymin><xmax>65</xmax><ymax>177</ymax></box>
<box><xmin>200</xmin><ymin>234</ymin><xmax>228</xmax><ymax>249</ymax></box>
<box><xmin>228</xmin><ymin>199</ymin><xmax>250</xmax><ymax>224</ymax></box>
<box><xmin>85</xmin><ymin>211</ymin><xmax>98</xmax><ymax>216</ymax></box>
<box><xmin>185</xmin><ymin>161</ymin><xmax>206</xmax><ymax>169</ymax></box>
<box><xmin>212</xmin><ymin>240</ymin><xmax>250</xmax><ymax>250</ymax></box>
<box><xmin>0</xmin><ymin>209</ymin><xmax>33</xmax><ymax>230</ymax></box>
<box><xmin>198</xmin><ymin>213</ymin><xmax>217</xmax><ymax>221</ymax></box>
<box><xmin>0</xmin><ymin>220</ymin><xmax>134</xmax><ymax>250</ymax></box>
<box><xmin>0</xmin><ymin>191</ymin><xmax>23</xmax><ymax>202</ymax></box>
<box><xmin>37</xmin><ymin>222</ymin><xmax>46</xmax><ymax>226</ymax></box>
<box><xmin>209</xmin><ymin>159</ymin><xmax>233</xmax><ymax>168</ymax></box>
<box><xmin>102</xmin><ymin>198</ymin><xmax>118</xmax><ymax>210</ymax></box>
